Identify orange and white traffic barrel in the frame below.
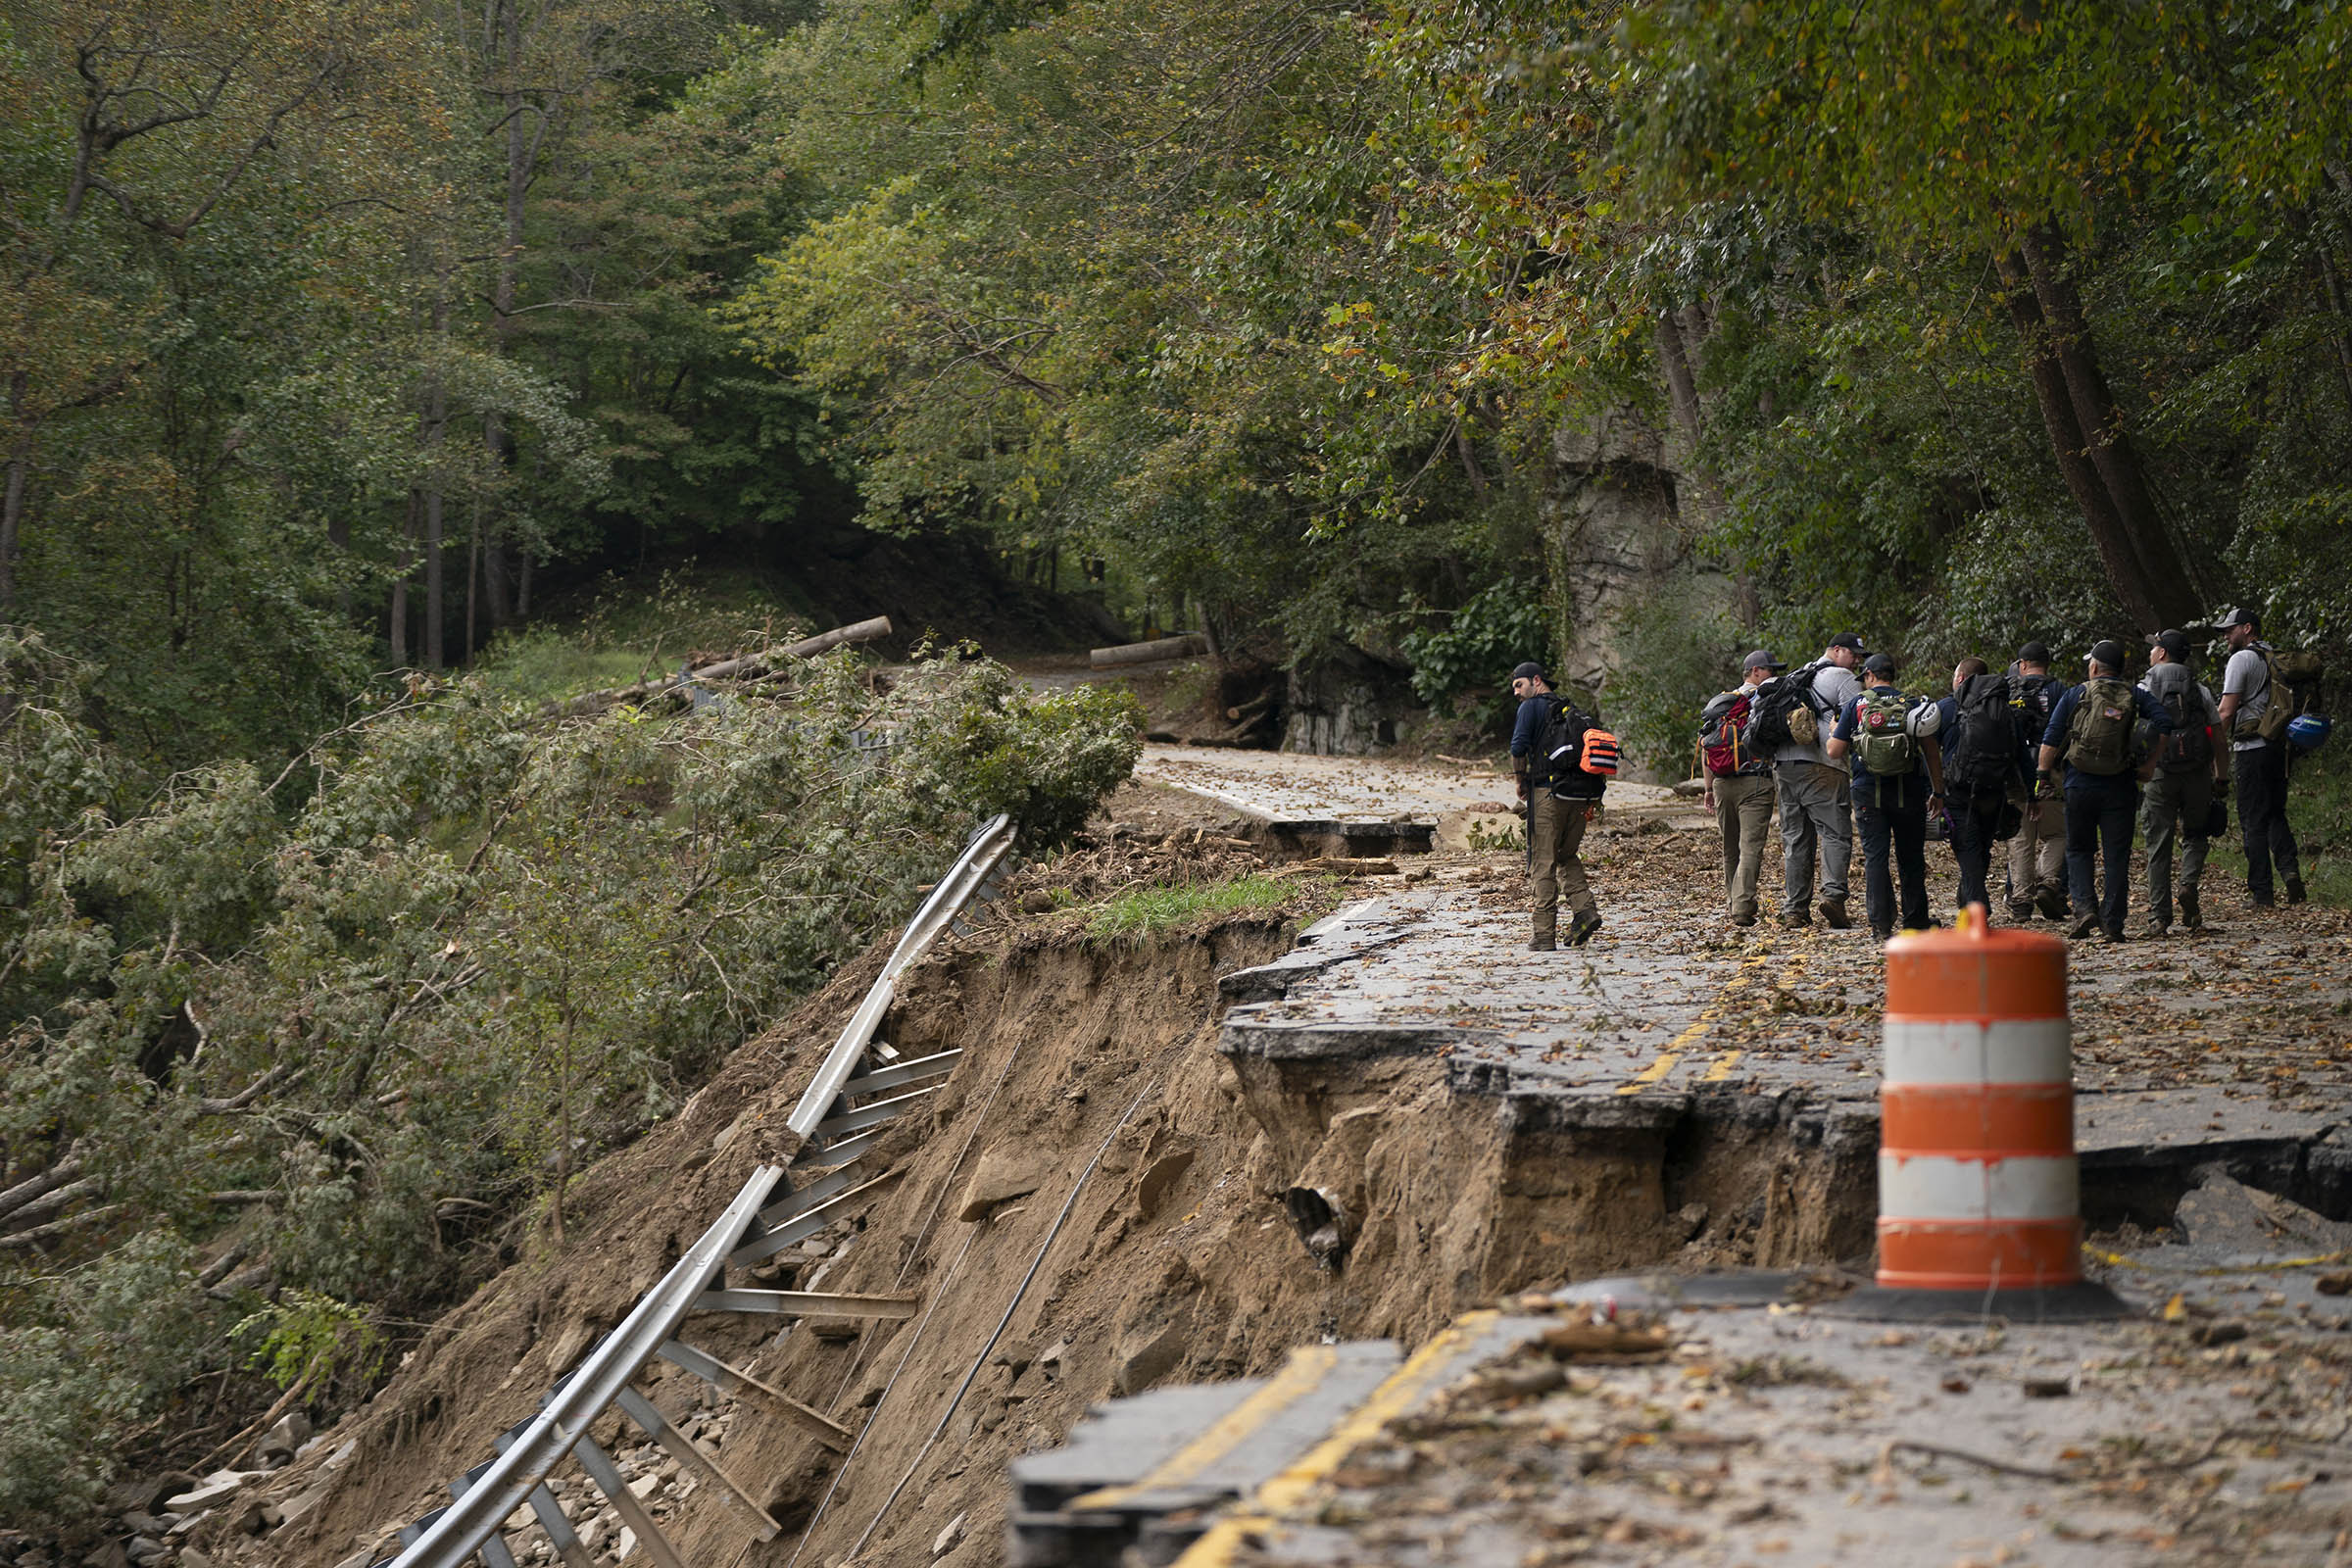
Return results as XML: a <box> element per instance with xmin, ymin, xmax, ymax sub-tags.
<box><xmin>1877</xmin><ymin>904</ymin><xmax>2079</xmax><ymax>1292</ymax></box>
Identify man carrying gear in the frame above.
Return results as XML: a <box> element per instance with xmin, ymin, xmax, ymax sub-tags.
<box><xmin>1762</xmin><ymin>633</ymin><xmax>1866</xmax><ymax>928</ymax></box>
<box><xmin>1510</xmin><ymin>661</ymin><xmax>1615</xmax><ymax>950</ymax></box>
<box><xmin>1936</xmin><ymin>657</ymin><xmax>2031</xmax><ymax>919</ymax></box>
<box><xmin>2139</xmin><ymin>629</ymin><xmax>2227</xmax><ymax>936</ymax></box>
<box><xmin>2004</xmin><ymin>642</ymin><xmax>2069</xmax><ymax>919</ymax></box>
<box><xmin>1827</xmin><ymin>653</ymin><xmax>1947</xmax><ymax>941</ymax></box>
<box><xmin>2215</xmin><ymin>607</ymin><xmax>2307</xmax><ymax>907</ymax></box>
<box><xmin>1699</xmin><ymin>650</ymin><xmax>1783</xmax><ymax>928</ymax></box>
<box><xmin>2037</xmin><ymin>639</ymin><xmax>2174</xmax><ymax>942</ymax></box>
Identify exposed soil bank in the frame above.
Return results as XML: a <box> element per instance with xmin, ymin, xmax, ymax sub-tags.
<box><xmin>235</xmin><ymin>885</ymin><xmax>1885</xmax><ymax>1568</ymax></box>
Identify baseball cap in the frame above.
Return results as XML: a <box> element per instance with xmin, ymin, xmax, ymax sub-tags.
<box><xmin>1509</xmin><ymin>661</ymin><xmax>1545</xmax><ymax>682</ymax></box>
<box><xmin>2214</xmin><ymin>607</ymin><xmax>2260</xmax><ymax>631</ymax></box>
<box><xmin>1828</xmin><ymin>633</ymin><xmax>1867</xmax><ymax>653</ymax></box>
<box><xmin>2151</xmin><ymin>629</ymin><xmax>2190</xmax><ymax>662</ymax></box>
<box><xmin>2016</xmin><ymin>641</ymin><xmax>2051</xmax><ymax>664</ymax></box>
<box><xmin>1742</xmin><ymin>650</ymin><xmax>1786</xmax><ymax>671</ymax></box>
<box><xmin>2087</xmin><ymin>638</ymin><xmax>2128</xmax><ymax>667</ymax></box>
<box><xmin>1862</xmin><ymin>652</ymin><xmax>1897</xmax><ymax>677</ymax></box>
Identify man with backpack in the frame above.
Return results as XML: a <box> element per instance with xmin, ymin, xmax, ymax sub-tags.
<box><xmin>2138</xmin><ymin>630</ymin><xmax>2227</xmax><ymax>936</ymax></box>
<box><xmin>1761</xmin><ymin>633</ymin><xmax>1867</xmax><ymax>928</ymax></box>
<box><xmin>1827</xmin><ymin>653</ymin><xmax>1948</xmax><ymax>940</ymax></box>
<box><xmin>1509</xmin><ymin>661</ymin><xmax>1614</xmax><ymax>950</ymax></box>
<box><xmin>2215</xmin><ymin>608</ymin><xmax>2307</xmax><ymax>907</ymax></box>
<box><xmin>1700</xmin><ymin>651</ymin><xmax>1783</xmax><ymax>927</ymax></box>
<box><xmin>2005</xmin><ymin>643</ymin><xmax>2069</xmax><ymax>920</ymax></box>
<box><xmin>1937</xmin><ymin>657</ymin><xmax>2031</xmax><ymax>917</ymax></box>
<box><xmin>2036</xmin><ymin>640</ymin><xmax>2175</xmax><ymax>942</ymax></box>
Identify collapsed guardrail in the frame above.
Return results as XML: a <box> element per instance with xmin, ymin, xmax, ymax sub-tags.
<box><xmin>377</xmin><ymin>813</ymin><xmax>1017</xmax><ymax>1568</ymax></box>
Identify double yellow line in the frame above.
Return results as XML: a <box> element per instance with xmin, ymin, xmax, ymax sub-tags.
<box><xmin>1614</xmin><ymin>943</ymin><xmax>1778</xmax><ymax>1095</ymax></box>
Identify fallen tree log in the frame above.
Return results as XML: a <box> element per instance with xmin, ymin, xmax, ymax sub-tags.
<box><xmin>548</xmin><ymin>614</ymin><xmax>894</xmax><ymax>718</ymax></box>
<box><xmin>1089</xmin><ymin>633</ymin><xmax>1208</xmax><ymax>668</ymax></box>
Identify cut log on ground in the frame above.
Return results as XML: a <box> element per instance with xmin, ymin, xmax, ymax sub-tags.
<box><xmin>1089</xmin><ymin>633</ymin><xmax>1208</xmax><ymax>668</ymax></box>
<box><xmin>547</xmin><ymin>615</ymin><xmax>894</xmax><ymax>718</ymax></box>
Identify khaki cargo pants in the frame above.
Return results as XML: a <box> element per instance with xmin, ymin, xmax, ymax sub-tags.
<box><xmin>1711</xmin><ymin>771</ymin><xmax>1776</xmax><ymax>921</ymax></box>
<box><xmin>1529</xmin><ymin>787</ymin><xmax>1599</xmax><ymax>944</ymax></box>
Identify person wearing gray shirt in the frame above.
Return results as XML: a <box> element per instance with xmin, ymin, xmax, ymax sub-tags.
<box><xmin>1773</xmin><ymin>633</ymin><xmax>1866</xmax><ymax>927</ymax></box>
<box><xmin>2215</xmin><ymin>607</ymin><xmax>2304</xmax><ymax>906</ymax></box>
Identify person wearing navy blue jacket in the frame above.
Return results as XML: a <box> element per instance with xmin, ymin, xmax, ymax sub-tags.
<box><xmin>1508</xmin><ymin>661</ymin><xmax>1602</xmax><ymax>951</ymax></box>
<box><xmin>1828</xmin><ymin>654</ymin><xmax>1947</xmax><ymax>941</ymax></box>
<box><xmin>2037</xmin><ymin>639</ymin><xmax>2174</xmax><ymax>942</ymax></box>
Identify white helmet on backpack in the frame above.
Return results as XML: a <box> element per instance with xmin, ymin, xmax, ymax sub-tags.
<box><xmin>1903</xmin><ymin>700</ymin><xmax>1944</xmax><ymax>739</ymax></box>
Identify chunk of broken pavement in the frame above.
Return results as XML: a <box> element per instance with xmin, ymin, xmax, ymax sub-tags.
<box><xmin>957</xmin><ymin>1145</ymin><xmax>1054</xmax><ymax>1222</ymax></box>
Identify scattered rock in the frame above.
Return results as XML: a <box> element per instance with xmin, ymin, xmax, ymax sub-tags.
<box><xmin>165</xmin><ymin>1472</ymin><xmax>261</xmax><ymax>1513</ymax></box>
<box><xmin>1018</xmin><ymin>891</ymin><xmax>1056</xmax><ymax>914</ymax></box>
<box><xmin>2021</xmin><ymin>1376</ymin><xmax>2073</xmax><ymax>1397</ymax></box>
<box><xmin>957</xmin><ymin>1145</ymin><xmax>1055</xmax><ymax>1222</ymax></box>
<box><xmin>255</xmin><ymin>1411</ymin><xmax>313</xmax><ymax>1467</ymax></box>
<box><xmin>1135</xmin><ymin>1149</ymin><xmax>1196</xmax><ymax>1220</ymax></box>
<box><xmin>1112</xmin><ymin>1317</ymin><xmax>1192</xmax><ymax>1396</ymax></box>
<box><xmin>933</xmin><ymin>1511</ymin><xmax>968</xmax><ymax>1558</ymax></box>
<box><xmin>2316</xmin><ymin>1270</ymin><xmax>2352</xmax><ymax>1296</ymax></box>
<box><xmin>2190</xmin><ymin>1320</ymin><xmax>2249</xmax><ymax>1347</ymax></box>
<box><xmin>614</xmin><ymin>1527</ymin><xmax>637</xmax><ymax>1560</ymax></box>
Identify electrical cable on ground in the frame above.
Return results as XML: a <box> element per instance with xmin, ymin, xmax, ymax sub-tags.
<box><xmin>846</xmin><ymin>1063</ymin><xmax>1170</xmax><ymax>1559</ymax></box>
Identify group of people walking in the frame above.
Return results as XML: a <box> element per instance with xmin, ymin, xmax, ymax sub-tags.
<box><xmin>1692</xmin><ymin>611</ymin><xmax>2315</xmax><ymax>943</ymax></box>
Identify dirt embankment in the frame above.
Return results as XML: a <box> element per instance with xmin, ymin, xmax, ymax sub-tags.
<box><xmin>239</xmin><ymin>856</ymin><xmax>1874</xmax><ymax>1568</ymax></box>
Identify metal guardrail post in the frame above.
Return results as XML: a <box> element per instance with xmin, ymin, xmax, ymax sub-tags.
<box><xmin>368</xmin><ymin>814</ymin><xmax>1017</xmax><ymax>1568</ymax></box>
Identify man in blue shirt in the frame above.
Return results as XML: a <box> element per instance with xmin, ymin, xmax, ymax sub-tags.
<box><xmin>1508</xmin><ymin>661</ymin><xmax>1603</xmax><ymax>950</ymax></box>
<box><xmin>2037</xmin><ymin>639</ymin><xmax>2174</xmax><ymax>942</ymax></box>
<box><xmin>1828</xmin><ymin>654</ymin><xmax>1947</xmax><ymax>941</ymax></box>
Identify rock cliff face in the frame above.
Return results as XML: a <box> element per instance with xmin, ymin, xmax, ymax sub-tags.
<box><xmin>1549</xmin><ymin>409</ymin><xmax>1737</xmax><ymax>709</ymax></box>
<box><xmin>1281</xmin><ymin>391</ymin><xmax>1740</xmax><ymax>761</ymax></box>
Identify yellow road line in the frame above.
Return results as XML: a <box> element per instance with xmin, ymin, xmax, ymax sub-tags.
<box><xmin>1171</xmin><ymin>1311</ymin><xmax>1502</xmax><ymax>1568</ymax></box>
<box><xmin>1066</xmin><ymin>1345</ymin><xmax>1339</xmax><ymax>1511</ymax></box>
<box><xmin>1702</xmin><ymin>1050</ymin><xmax>1742</xmax><ymax>1082</ymax></box>
<box><xmin>1616</xmin><ymin>946</ymin><xmax>1775</xmax><ymax>1096</ymax></box>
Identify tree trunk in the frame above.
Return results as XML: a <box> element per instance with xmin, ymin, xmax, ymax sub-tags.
<box><xmin>422</xmin><ymin>289</ymin><xmax>449</xmax><ymax>669</ymax></box>
<box><xmin>1993</xmin><ymin>249</ymin><xmax>2171</xmax><ymax>632</ymax></box>
<box><xmin>466</xmin><ymin>506</ymin><xmax>481</xmax><ymax>664</ymax></box>
<box><xmin>2010</xmin><ymin>227</ymin><xmax>2201</xmax><ymax>629</ymax></box>
<box><xmin>390</xmin><ymin>492</ymin><xmax>416</xmax><ymax>665</ymax></box>
<box><xmin>517</xmin><ymin>550</ymin><xmax>532</xmax><ymax>618</ymax></box>
<box><xmin>1</xmin><ymin>371</ymin><xmax>29</xmax><ymax>612</ymax></box>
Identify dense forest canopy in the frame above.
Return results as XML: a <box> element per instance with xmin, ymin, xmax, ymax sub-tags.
<box><xmin>4</xmin><ymin>0</ymin><xmax>2351</xmax><ymax>1529</ymax></box>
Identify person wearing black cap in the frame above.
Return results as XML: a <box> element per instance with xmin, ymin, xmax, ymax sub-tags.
<box><xmin>1827</xmin><ymin>652</ymin><xmax>1947</xmax><ymax>940</ymax></box>
<box><xmin>2215</xmin><ymin>608</ymin><xmax>2305</xmax><ymax>906</ymax></box>
<box><xmin>1699</xmin><ymin>650</ymin><xmax>1784</xmax><ymax>926</ymax></box>
<box><xmin>2139</xmin><ymin>630</ymin><xmax>2227</xmax><ymax>935</ymax></box>
<box><xmin>2005</xmin><ymin>642</ymin><xmax>2069</xmax><ymax>919</ymax></box>
<box><xmin>1508</xmin><ymin>662</ymin><xmax>1604</xmax><ymax>950</ymax></box>
<box><xmin>2036</xmin><ymin>640</ymin><xmax>2174</xmax><ymax>941</ymax></box>
<box><xmin>1770</xmin><ymin>633</ymin><xmax>1866</xmax><ymax>928</ymax></box>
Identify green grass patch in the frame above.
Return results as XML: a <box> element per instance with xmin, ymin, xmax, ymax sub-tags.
<box><xmin>1085</xmin><ymin>874</ymin><xmax>1294</xmax><ymax>940</ymax></box>
<box><xmin>470</xmin><ymin>566</ymin><xmax>813</xmax><ymax>705</ymax></box>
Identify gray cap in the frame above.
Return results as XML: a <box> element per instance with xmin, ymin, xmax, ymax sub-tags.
<box><xmin>1743</xmin><ymin>650</ymin><xmax>1786</xmax><ymax>671</ymax></box>
<box><xmin>1862</xmin><ymin>652</ymin><xmax>1897</xmax><ymax>677</ymax></box>
<box><xmin>1509</xmin><ymin>661</ymin><xmax>1545</xmax><ymax>682</ymax></box>
<box><xmin>2214</xmin><ymin>607</ymin><xmax>2260</xmax><ymax>631</ymax></box>
<box><xmin>2087</xmin><ymin>638</ymin><xmax>2128</xmax><ymax>668</ymax></box>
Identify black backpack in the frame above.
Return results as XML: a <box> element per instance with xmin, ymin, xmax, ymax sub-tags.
<box><xmin>1748</xmin><ymin>661</ymin><xmax>1827</xmax><ymax>751</ymax></box>
<box><xmin>1537</xmin><ymin>696</ymin><xmax>1609</xmax><ymax>798</ymax></box>
<box><xmin>2008</xmin><ymin>671</ymin><xmax>2060</xmax><ymax>746</ymax></box>
<box><xmin>2155</xmin><ymin>683</ymin><xmax>2214</xmax><ymax>771</ymax></box>
<box><xmin>1948</xmin><ymin>674</ymin><xmax>2016</xmax><ymax>793</ymax></box>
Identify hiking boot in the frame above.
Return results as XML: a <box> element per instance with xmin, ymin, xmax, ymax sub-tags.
<box><xmin>2180</xmin><ymin>891</ymin><xmax>2202</xmax><ymax>930</ymax></box>
<box><xmin>2006</xmin><ymin>902</ymin><xmax>2035</xmax><ymax>923</ymax></box>
<box><xmin>2035</xmin><ymin>888</ymin><xmax>2070</xmax><ymax>920</ymax></box>
<box><xmin>2286</xmin><ymin>877</ymin><xmax>2308</xmax><ymax>906</ymax></box>
<box><xmin>2139</xmin><ymin>918</ymin><xmax>2168</xmax><ymax>941</ymax></box>
<box><xmin>2067</xmin><ymin>911</ymin><xmax>2099</xmax><ymax>940</ymax></box>
<box><xmin>2102</xmin><ymin>926</ymin><xmax>2129</xmax><ymax>945</ymax></box>
<box><xmin>1529</xmin><ymin>935</ymin><xmax>1556</xmax><ymax>952</ymax></box>
<box><xmin>1730</xmin><ymin>911</ymin><xmax>1756</xmax><ymax>928</ymax></box>
<box><xmin>1778</xmin><ymin>913</ymin><xmax>1812</xmax><ymax>929</ymax></box>
<box><xmin>1819</xmin><ymin>898</ymin><xmax>1852</xmax><ymax>930</ymax></box>
<box><xmin>1871</xmin><ymin>925</ymin><xmax>1894</xmax><ymax>943</ymax></box>
<box><xmin>1567</xmin><ymin>909</ymin><xmax>1603</xmax><ymax>948</ymax></box>
<box><xmin>2251</xmin><ymin>894</ymin><xmax>2278</xmax><ymax>909</ymax></box>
